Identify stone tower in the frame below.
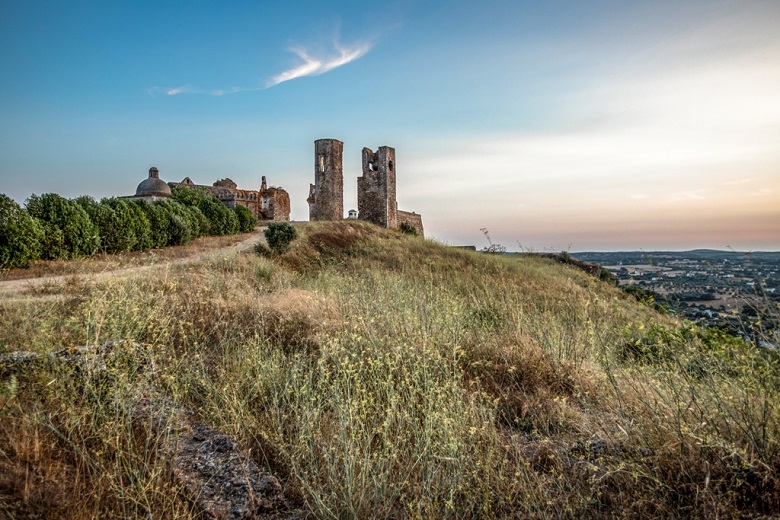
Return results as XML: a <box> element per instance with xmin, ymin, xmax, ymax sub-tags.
<box><xmin>357</xmin><ymin>146</ymin><xmax>397</xmax><ymax>229</ymax></box>
<box><xmin>308</xmin><ymin>139</ymin><xmax>344</xmax><ymax>221</ymax></box>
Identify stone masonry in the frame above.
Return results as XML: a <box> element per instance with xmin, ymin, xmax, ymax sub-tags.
<box><xmin>308</xmin><ymin>139</ymin><xmax>344</xmax><ymax>221</ymax></box>
<box><xmin>308</xmin><ymin>138</ymin><xmax>424</xmax><ymax>236</ymax></box>
<box><xmin>397</xmin><ymin>210</ymin><xmax>424</xmax><ymax>237</ymax></box>
<box><xmin>358</xmin><ymin>146</ymin><xmax>397</xmax><ymax>230</ymax></box>
<box><xmin>169</xmin><ymin>175</ymin><xmax>290</xmax><ymax>221</ymax></box>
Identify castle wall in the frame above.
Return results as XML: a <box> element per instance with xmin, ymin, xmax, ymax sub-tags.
<box><xmin>357</xmin><ymin>146</ymin><xmax>397</xmax><ymax>230</ymax></box>
<box><xmin>397</xmin><ymin>210</ymin><xmax>424</xmax><ymax>237</ymax></box>
<box><xmin>309</xmin><ymin>139</ymin><xmax>344</xmax><ymax>221</ymax></box>
<box><xmin>260</xmin><ymin>187</ymin><xmax>290</xmax><ymax>221</ymax></box>
<box><xmin>168</xmin><ymin>176</ymin><xmax>290</xmax><ymax>221</ymax></box>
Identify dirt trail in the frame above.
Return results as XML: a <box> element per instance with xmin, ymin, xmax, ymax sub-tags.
<box><xmin>0</xmin><ymin>230</ymin><xmax>265</xmax><ymax>300</ymax></box>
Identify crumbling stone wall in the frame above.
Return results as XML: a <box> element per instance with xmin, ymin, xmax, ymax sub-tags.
<box><xmin>397</xmin><ymin>210</ymin><xmax>424</xmax><ymax>236</ymax></box>
<box><xmin>259</xmin><ymin>176</ymin><xmax>291</xmax><ymax>221</ymax></box>
<box><xmin>168</xmin><ymin>176</ymin><xmax>290</xmax><ymax>221</ymax></box>
<box><xmin>357</xmin><ymin>146</ymin><xmax>397</xmax><ymax>230</ymax></box>
<box><xmin>355</xmin><ymin>144</ymin><xmax>424</xmax><ymax>237</ymax></box>
<box><xmin>308</xmin><ymin>139</ymin><xmax>344</xmax><ymax>221</ymax></box>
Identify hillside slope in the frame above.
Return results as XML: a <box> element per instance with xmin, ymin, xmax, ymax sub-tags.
<box><xmin>1</xmin><ymin>221</ymin><xmax>778</xmax><ymax>518</ymax></box>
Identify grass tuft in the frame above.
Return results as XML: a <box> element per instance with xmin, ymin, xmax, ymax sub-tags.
<box><xmin>0</xmin><ymin>221</ymin><xmax>777</xmax><ymax>518</ymax></box>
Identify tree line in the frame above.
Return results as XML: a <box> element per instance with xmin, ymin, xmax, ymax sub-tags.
<box><xmin>0</xmin><ymin>186</ymin><xmax>257</xmax><ymax>269</ymax></box>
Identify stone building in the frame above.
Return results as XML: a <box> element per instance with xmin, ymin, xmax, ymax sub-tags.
<box><xmin>357</xmin><ymin>145</ymin><xmax>424</xmax><ymax>237</ymax></box>
<box><xmin>308</xmin><ymin>139</ymin><xmax>344</xmax><ymax>221</ymax></box>
<box><xmin>169</xmin><ymin>175</ymin><xmax>290</xmax><ymax>221</ymax></box>
<box><xmin>308</xmin><ymin>139</ymin><xmax>424</xmax><ymax>236</ymax></box>
<box><xmin>134</xmin><ymin>167</ymin><xmax>172</xmax><ymax>203</ymax></box>
<box><xmin>358</xmin><ymin>146</ymin><xmax>397</xmax><ymax>229</ymax></box>
<box><xmin>132</xmin><ymin>167</ymin><xmax>290</xmax><ymax>221</ymax></box>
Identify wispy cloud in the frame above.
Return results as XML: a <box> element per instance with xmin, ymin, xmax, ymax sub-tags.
<box><xmin>146</xmin><ymin>37</ymin><xmax>373</xmax><ymax>97</ymax></box>
<box><xmin>146</xmin><ymin>84</ymin><xmax>260</xmax><ymax>97</ymax></box>
<box><xmin>266</xmin><ymin>39</ymin><xmax>373</xmax><ymax>87</ymax></box>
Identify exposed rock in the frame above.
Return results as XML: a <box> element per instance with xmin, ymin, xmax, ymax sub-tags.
<box><xmin>2</xmin><ymin>341</ymin><xmax>296</xmax><ymax>519</ymax></box>
<box><xmin>0</xmin><ymin>340</ymin><xmax>125</xmax><ymax>375</ymax></box>
<box><xmin>173</xmin><ymin>422</ymin><xmax>287</xmax><ymax>519</ymax></box>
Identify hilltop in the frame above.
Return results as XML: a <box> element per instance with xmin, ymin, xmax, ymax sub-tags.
<box><xmin>1</xmin><ymin>221</ymin><xmax>778</xmax><ymax>518</ymax></box>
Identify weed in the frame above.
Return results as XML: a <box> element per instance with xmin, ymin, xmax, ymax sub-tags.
<box><xmin>0</xmin><ymin>222</ymin><xmax>777</xmax><ymax>518</ymax></box>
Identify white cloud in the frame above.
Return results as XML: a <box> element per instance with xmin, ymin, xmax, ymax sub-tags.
<box><xmin>146</xmin><ymin>37</ymin><xmax>373</xmax><ymax>96</ymax></box>
<box><xmin>146</xmin><ymin>84</ymin><xmax>258</xmax><ymax>97</ymax></box>
<box><xmin>266</xmin><ymin>40</ymin><xmax>373</xmax><ymax>87</ymax></box>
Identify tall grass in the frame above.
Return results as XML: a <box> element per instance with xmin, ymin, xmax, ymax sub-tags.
<box><xmin>1</xmin><ymin>221</ymin><xmax>777</xmax><ymax>518</ymax></box>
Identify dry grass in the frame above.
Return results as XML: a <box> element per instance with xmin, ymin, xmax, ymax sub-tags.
<box><xmin>0</xmin><ymin>221</ymin><xmax>778</xmax><ymax>518</ymax></box>
<box><xmin>0</xmin><ymin>229</ymin><xmax>262</xmax><ymax>282</ymax></box>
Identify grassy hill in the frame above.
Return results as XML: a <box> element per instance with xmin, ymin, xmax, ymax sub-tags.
<box><xmin>1</xmin><ymin>221</ymin><xmax>778</xmax><ymax>518</ymax></box>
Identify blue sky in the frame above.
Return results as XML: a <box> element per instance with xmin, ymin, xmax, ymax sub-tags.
<box><xmin>1</xmin><ymin>0</ymin><xmax>778</xmax><ymax>251</ymax></box>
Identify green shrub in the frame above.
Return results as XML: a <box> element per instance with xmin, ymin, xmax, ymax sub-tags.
<box><xmin>188</xmin><ymin>206</ymin><xmax>210</xmax><ymax>237</ymax></box>
<box><xmin>135</xmin><ymin>200</ymin><xmax>170</xmax><ymax>248</ymax></box>
<box><xmin>0</xmin><ymin>194</ymin><xmax>44</xmax><ymax>269</ymax></box>
<box><xmin>234</xmin><ymin>205</ymin><xmax>258</xmax><ymax>233</ymax></box>
<box><xmin>26</xmin><ymin>193</ymin><xmax>99</xmax><ymax>259</ymax></box>
<box><xmin>75</xmin><ymin>197</ymin><xmax>153</xmax><ymax>253</ymax></box>
<box><xmin>169</xmin><ymin>184</ymin><xmax>208</xmax><ymax>207</ymax></box>
<box><xmin>199</xmin><ymin>197</ymin><xmax>238</xmax><ymax>236</ymax></box>
<box><xmin>156</xmin><ymin>199</ymin><xmax>199</xmax><ymax>245</ymax></box>
<box><xmin>264</xmin><ymin>221</ymin><xmax>298</xmax><ymax>254</ymax></box>
<box><xmin>399</xmin><ymin>222</ymin><xmax>417</xmax><ymax>235</ymax></box>
<box><xmin>122</xmin><ymin>199</ymin><xmax>153</xmax><ymax>251</ymax></box>
<box><xmin>77</xmin><ymin>196</ymin><xmax>128</xmax><ymax>253</ymax></box>
<box><xmin>170</xmin><ymin>185</ymin><xmax>239</xmax><ymax>236</ymax></box>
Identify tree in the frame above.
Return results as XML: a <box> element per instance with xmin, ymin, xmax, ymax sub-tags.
<box><xmin>264</xmin><ymin>221</ymin><xmax>298</xmax><ymax>254</ymax></box>
<box><xmin>0</xmin><ymin>194</ymin><xmax>44</xmax><ymax>269</ymax></box>
<box><xmin>170</xmin><ymin>185</ymin><xmax>238</xmax><ymax>236</ymax></box>
<box><xmin>121</xmin><ymin>198</ymin><xmax>153</xmax><ymax>251</ymax></box>
<box><xmin>26</xmin><ymin>193</ymin><xmax>99</xmax><ymax>259</ymax></box>
<box><xmin>198</xmin><ymin>197</ymin><xmax>239</xmax><ymax>236</ymax></box>
<box><xmin>233</xmin><ymin>205</ymin><xmax>258</xmax><ymax>233</ymax></box>
<box><xmin>136</xmin><ymin>199</ymin><xmax>171</xmax><ymax>248</ymax></box>
<box><xmin>188</xmin><ymin>206</ymin><xmax>211</xmax><ymax>237</ymax></box>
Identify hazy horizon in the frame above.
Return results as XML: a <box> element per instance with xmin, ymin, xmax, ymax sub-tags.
<box><xmin>2</xmin><ymin>1</ymin><xmax>778</xmax><ymax>252</ymax></box>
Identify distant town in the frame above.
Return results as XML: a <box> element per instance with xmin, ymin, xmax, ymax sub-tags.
<box><xmin>573</xmin><ymin>250</ymin><xmax>780</xmax><ymax>346</ymax></box>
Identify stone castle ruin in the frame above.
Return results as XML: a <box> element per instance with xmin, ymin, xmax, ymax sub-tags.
<box><xmin>307</xmin><ymin>139</ymin><xmax>344</xmax><ymax>221</ymax></box>
<box><xmin>130</xmin><ymin>137</ymin><xmax>421</xmax><ymax>234</ymax></box>
<box><xmin>133</xmin><ymin>168</ymin><xmax>290</xmax><ymax>221</ymax></box>
<box><xmin>309</xmin><ymin>139</ymin><xmax>424</xmax><ymax>236</ymax></box>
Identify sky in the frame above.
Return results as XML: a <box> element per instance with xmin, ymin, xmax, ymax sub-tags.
<box><xmin>1</xmin><ymin>0</ymin><xmax>778</xmax><ymax>252</ymax></box>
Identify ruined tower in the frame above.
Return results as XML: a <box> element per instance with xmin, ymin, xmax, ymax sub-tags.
<box><xmin>308</xmin><ymin>139</ymin><xmax>344</xmax><ymax>221</ymax></box>
<box><xmin>357</xmin><ymin>146</ymin><xmax>397</xmax><ymax>230</ymax></box>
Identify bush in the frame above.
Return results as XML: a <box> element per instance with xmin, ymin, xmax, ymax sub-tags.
<box><xmin>76</xmin><ymin>196</ymin><xmax>127</xmax><ymax>253</ymax></box>
<box><xmin>399</xmin><ymin>222</ymin><xmax>417</xmax><ymax>236</ymax></box>
<box><xmin>199</xmin><ymin>197</ymin><xmax>239</xmax><ymax>236</ymax></box>
<box><xmin>156</xmin><ymin>199</ymin><xmax>200</xmax><ymax>245</ymax></box>
<box><xmin>169</xmin><ymin>184</ymin><xmax>208</xmax><ymax>207</ymax></box>
<box><xmin>75</xmin><ymin>197</ymin><xmax>153</xmax><ymax>253</ymax></box>
<box><xmin>26</xmin><ymin>193</ymin><xmax>99</xmax><ymax>259</ymax></box>
<box><xmin>170</xmin><ymin>185</ymin><xmax>240</xmax><ymax>236</ymax></box>
<box><xmin>234</xmin><ymin>205</ymin><xmax>258</xmax><ymax>233</ymax></box>
<box><xmin>136</xmin><ymin>200</ymin><xmax>171</xmax><ymax>249</ymax></box>
<box><xmin>264</xmin><ymin>222</ymin><xmax>298</xmax><ymax>255</ymax></box>
<box><xmin>0</xmin><ymin>194</ymin><xmax>44</xmax><ymax>269</ymax></box>
<box><xmin>188</xmin><ymin>206</ymin><xmax>211</xmax><ymax>237</ymax></box>
<box><xmin>121</xmin><ymin>199</ymin><xmax>153</xmax><ymax>251</ymax></box>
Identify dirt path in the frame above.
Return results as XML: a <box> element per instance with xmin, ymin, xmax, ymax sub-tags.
<box><xmin>0</xmin><ymin>230</ymin><xmax>265</xmax><ymax>300</ymax></box>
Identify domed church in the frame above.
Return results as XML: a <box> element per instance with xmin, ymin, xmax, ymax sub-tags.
<box><xmin>129</xmin><ymin>166</ymin><xmax>290</xmax><ymax>221</ymax></box>
<box><xmin>133</xmin><ymin>167</ymin><xmax>171</xmax><ymax>202</ymax></box>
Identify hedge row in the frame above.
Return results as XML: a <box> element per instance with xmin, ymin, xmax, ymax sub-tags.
<box><xmin>0</xmin><ymin>187</ymin><xmax>258</xmax><ymax>269</ymax></box>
